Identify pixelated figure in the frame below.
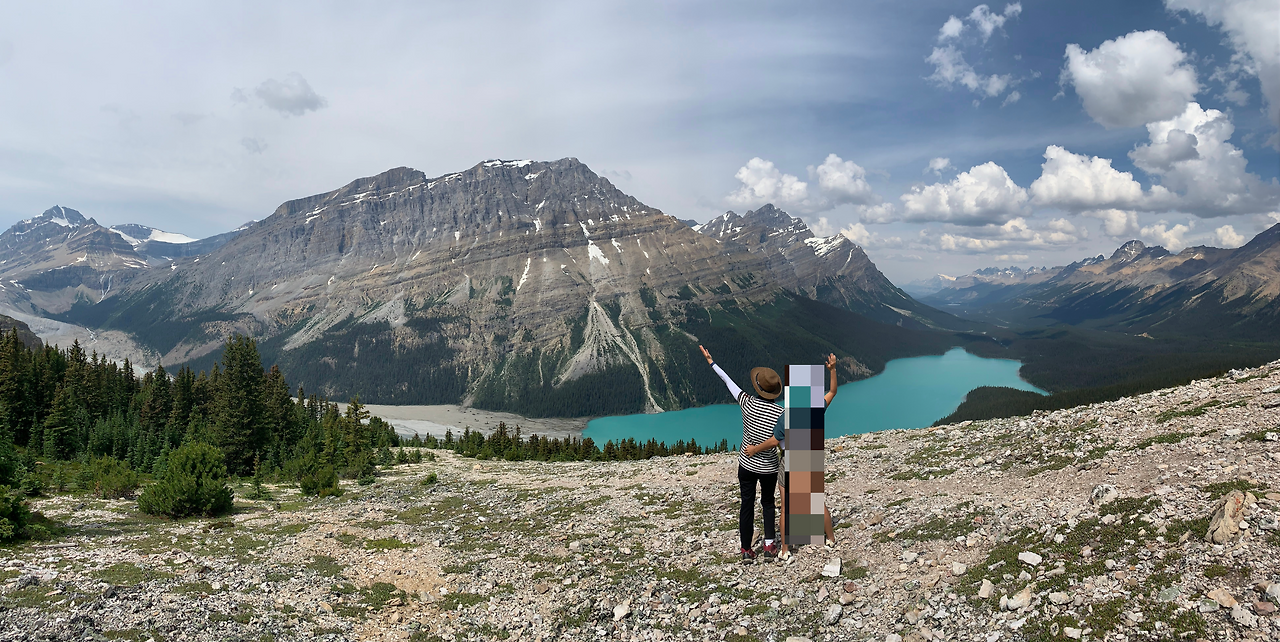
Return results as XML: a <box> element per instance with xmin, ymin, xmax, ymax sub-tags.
<box><xmin>783</xmin><ymin>364</ymin><xmax>825</xmax><ymax>546</ymax></box>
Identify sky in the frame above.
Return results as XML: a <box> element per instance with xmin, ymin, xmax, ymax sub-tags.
<box><xmin>1</xmin><ymin>0</ymin><xmax>1277</xmax><ymax>284</ymax></box>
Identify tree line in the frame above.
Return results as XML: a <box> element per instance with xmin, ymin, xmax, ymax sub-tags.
<box><xmin>407</xmin><ymin>421</ymin><xmax>733</xmax><ymax>461</ymax></box>
<box><xmin>0</xmin><ymin>330</ymin><xmax>399</xmax><ymax>499</ymax></box>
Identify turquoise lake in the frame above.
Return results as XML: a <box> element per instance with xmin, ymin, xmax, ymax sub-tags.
<box><xmin>583</xmin><ymin>347</ymin><xmax>1046</xmax><ymax>447</ymax></box>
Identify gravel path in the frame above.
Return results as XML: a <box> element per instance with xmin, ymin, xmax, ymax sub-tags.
<box><xmin>3</xmin><ymin>362</ymin><xmax>1280</xmax><ymax>642</ymax></box>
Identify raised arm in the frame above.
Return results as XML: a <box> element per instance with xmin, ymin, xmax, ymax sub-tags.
<box><xmin>824</xmin><ymin>353</ymin><xmax>838</xmax><ymax>407</ymax></box>
<box><xmin>700</xmin><ymin>345</ymin><xmax>743</xmax><ymax>399</ymax></box>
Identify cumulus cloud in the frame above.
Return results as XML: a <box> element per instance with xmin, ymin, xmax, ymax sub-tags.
<box><xmin>1061</xmin><ymin>31</ymin><xmax>1199</xmax><ymax>128</ymax></box>
<box><xmin>1001</xmin><ymin>90</ymin><xmax>1021</xmax><ymax>106</ymax></box>
<box><xmin>1131</xmin><ymin>102</ymin><xmax>1280</xmax><ymax>216</ymax></box>
<box><xmin>840</xmin><ymin>221</ymin><xmax>904</xmax><ymax>248</ymax></box>
<box><xmin>938</xmin><ymin>16</ymin><xmax>965</xmax><ymax>41</ymax></box>
<box><xmin>233</xmin><ymin>73</ymin><xmax>328</xmax><ymax>116</ymax></box>
<box><xmin>1141</xmin><ymin>220</ymin><xmax>1194</xmax><ymax>251</ymax></box>
<box><xmin>727</xmin><ymin>157</ymin><xmax>813</xmax><ymax>211</ymax></box>
<box><xmin>1084</xmin><ymin>209</ymin><xmax>1142</xmax><ymax>238</ymax></box>
<box><xmin>927</xmin><ymin>46</ymin><xmax>1015</xmax><ymax>98</ymax></box>
<box><xmin>855</xmin><ymin>202</ymin><xmax>898</xmax><ymax>224</ymax></box>
<box><xmin>1212</xmin><ymin>224</ymin><xmax>1247</xmax><ymax>247</ymax></box>
<box><xmin>1166</xmin><ymin>0</ymin><xmax>1280</xmax><ymax>144</ymax></box>
<box><xmin>727</xmin><ymin>154</ymin><xmax>883</xmax><ymax>214</ymax></box>
<box><xmin>241</xmin><ymin>137</ymin><xmax>268</xmax><ymax>154</ymax></box>
<box><xmin>969</xmin><ymin>3</ymin><xmax>1023</xmax><ymax>41</ymax></box>
<box><xmin>1029</xmin><ymin>145</ymin><xmax>1145</xmax><ymax>212</ymax></box>
<box><xmin>900</xmin><ymin>161</ymin><xmax>1028</xmax><ymax>225</ymax></box>
<box><xmin>811</xmin><ymin>154</ymin><xmax>878</xmax><ymax>205</ymax></box>
<box><xmin>925</xmin><ymin>157</ymin><xmax>954</xmax><ymax>175</ymax></box>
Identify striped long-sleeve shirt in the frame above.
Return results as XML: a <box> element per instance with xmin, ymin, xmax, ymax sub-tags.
<box><xmin>712</xmin><ymin>363</ymin><xmax>783</xmax><ymax>474</ymax></box>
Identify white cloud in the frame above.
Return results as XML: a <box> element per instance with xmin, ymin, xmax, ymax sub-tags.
<box><xmin>727</xmin><ymin>154</ymin><xmax>884</xmax><ymax>214</ymax></box>
<box><xmin>927</xmin><ymin>46</ymin><xmax>1014</xmax><ymax>98</ymax></box>
<box><xmin>811</xmin><ymin>154</ymin><xmax>877</xmax><ymax>205</ymax></box>
<box><xmin>923</xmin><ymin>215</ymin><xmax>1084</xmax><ymax>254</ymax></box>
<box><xmin>1029</xmin><ymin>145</ymin><xmax>1145</xmax><ymax>212</ymax></box>
<box><xmin>1061</xmin><ymin>31</ymin><xmax>1199</xmax><ymax>128</ymax></box>
<box><xmin>1001</xmin><ymin>90</ymin><xmax>1021</xmax><ymax>107</ymax></box>
<box><xmin>234</xmin><ymin>73</ymin><xmax>329</xmax><ymax>116</ymax></box>
<box><xmin>1140</xmin><ymin>220</ymin><xmax>1194</xmax><ymax>251</ymax></box>
<box><xmin>969</xmin><ymin>3</ymin><xmax>1023</xmax><ymax>41</ymax></box>
<box><xmin>1166</xmin><ymin>0</ymin><xmax>1280</xmax><ymax>144</ymax></box>
<box><xmin>727</xmin><ymin>157</ymin><xmax>813</xmax><ymax>211</ymax></box>
<box><xmin>1084</xmin><ymin>209</ymin><xmax>1142</xmax><ymax>238</ymax></box>
<box><xmin>808</xmin><ymin>216</ymin><xmax>836</xmax><ymax>237</ymax></box>
<box><xmin>1131</xmin><ymin>102</ymin><xmax>1280</xmax><ymax>216</ymax></box>
<box><xmin>900</xmin><ymin>161</ymin><xmax>1028</xmax><ymax>225</ymax></box>
<box><xmin>938</xmin><ymin>16</ymin><xmax>965</xmax><ymax>41</ymax></box>
<box><xmin>855</xmin><ymin>202</ymin><xmax>897</xmax><ymax>224</ymax></box>
<box><xmin>925</xmin><ymin>157</ymin><xmax>954</xmax><ymax>176</ymax></box>
<box><xmin>839</xmin><ymin>222</ymin><xmax>903</xmax><ymax>248</ymax></box>
<box><xmin>1212</xmin><ymin>224</ymin><xmax>1247</xmax><ymax>247</ymax></box>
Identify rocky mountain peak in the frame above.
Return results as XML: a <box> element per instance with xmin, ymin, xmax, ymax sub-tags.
<box><xmin>7</xmin><ymin>206</ymin><xmax>91</xmax><ymax>237</ymax></box>
<box><xmin>1110</xmin><ymin>240</ymin><xmax>1149</xmax><ymax>262</ymax></box>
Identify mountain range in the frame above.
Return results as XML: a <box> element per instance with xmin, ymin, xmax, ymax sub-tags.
<box><xmin>1</xmin><ymin>159</ymin><xmax>962</xmax><ymax>416</ymax></box>
<box><xmin>3</xmin><ymin>158</ymin><xmax>1277</xmax><ymax>417</ymax></box>
<box><xmin>920</xmin><ymin>229</ymin><xmax>1280</xmax><ymax>340</ymax></box>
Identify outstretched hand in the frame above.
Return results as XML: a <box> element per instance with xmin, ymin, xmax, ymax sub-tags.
<box><xmin>699</xmin><ymin>345</ymin><xmax>714</xmax><ymax>365</ymax></box>
<box><xmin>825</xmin><ymin>353</ymin><xmax>837</xmax><ymax>371</ymax></box>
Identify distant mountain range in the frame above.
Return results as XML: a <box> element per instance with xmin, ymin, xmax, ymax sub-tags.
<box><xmin>919</xmin><ymin>229</ymin><xmax>1280</xmax><ymax>339</ymax></box>
<box><xmin>2</xmin><ymin>159</ymin><xmax>961</xmax><ymax>416</ymax></box>
<box><xmin>5</xmin><ymin>159</ymin><xmax>1276</xmax><ymax>416</ymax></box>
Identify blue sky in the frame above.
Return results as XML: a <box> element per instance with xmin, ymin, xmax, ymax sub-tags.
<box><xmin>0</xmin><ymin>0</ymin><xmax>1276</xmax><ymax>283</ymax></box>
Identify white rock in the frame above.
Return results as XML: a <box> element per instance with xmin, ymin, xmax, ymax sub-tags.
<box><xmin>821</xmin><ymin>558</ymin><xmax>841</xmax><ymax>577</ymax></box>
<box><xmin>823</xmin><ymin>604</ymin><xmax>842</xmax><ymax>624</ymax></box>
<box><xmin>1063</xmin><ymin>627</ymin><xmax>1082</xmax><ymax>639</ymax></box>
<box><xmin>901</xmin><ymin>551</ymin><xmax>918</xmax><ymax>563</ymax></box>
<box><xmin>978</xmin><ymin>579</ymin><xmax>994</xmax><ymax>599</ymax></box>
<box><xmin>1090</xmin><ymin>484</ymin><xmax>1118</xmax><ymax>506</ymax></box>
<box><xmin>613</xmin><ymin>601</ymin><xmax>630</xmax><ymax>621</ymax></box>
<box><xmin>1048</xmin><ymin>592</ymin><xmax>1070</xmax><ymax>605</ymax></box>
<box><xmin>1232</xmin><ymin>604</ymin><xmax>1257</xmax><ymax>627</ymax></box>
<box><xmin>885</xmin><ymin>635</ymin><xmax>903</xmax><ymax>642</ymax></box>
<box><xmin>951</xmin><ymin>562</ymin><xmax>967</xmax><ymax>576</ymax></box>
<box><xmin>1017</xmin><ymin>551</ymin><xmax>1042</xmax><ymax>566</ymax></box>
<box><xmin>1006</xmin><ymin>586</ymin><xmax>1032</xmax><ymax>610</ymax></box>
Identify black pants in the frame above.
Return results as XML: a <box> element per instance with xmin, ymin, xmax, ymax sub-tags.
<box><xmin>738</xmin><ymin>465</ymin><xmax>777</xmax><ymax>549</ymax></box>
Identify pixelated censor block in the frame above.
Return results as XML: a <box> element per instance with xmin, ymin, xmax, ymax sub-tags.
<box><xmin>784</xmin><ymin>364</ymin><xmax>825</xmax><ymax>546</ymax></box>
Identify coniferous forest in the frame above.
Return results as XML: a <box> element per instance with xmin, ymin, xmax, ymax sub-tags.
<box><xmin>0</xmin><ymin>328</ymin><xmax>733</xmax><ymax>541</ymax></box>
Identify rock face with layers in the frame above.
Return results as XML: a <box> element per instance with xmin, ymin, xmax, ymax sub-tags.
<box><xmin>57</xmin><ymin>159</ymin><xmax>952</xmax><ymax>413</ymax></box>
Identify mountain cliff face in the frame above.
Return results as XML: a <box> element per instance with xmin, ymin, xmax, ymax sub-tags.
<box><xmin>921</xmin><ymin>227</ymin><xmax>1280</xmax><ymax>338</ymax></box>
<box><xmin>53</xmin><ymin>159</ymin><xmax>957</xmax><ymax>415</ymax></box>
<box><xmin>692</xmin><ymin>205</ymin><xmax>945</xmax><ymax>326</ymax></box>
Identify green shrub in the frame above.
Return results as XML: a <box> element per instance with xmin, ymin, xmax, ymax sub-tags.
<box><xmin>0</xmin><ymin>486</ymin><xmax>30</xmax><ymax>541</ymax></box>
<box><xmin>19</xmin><ymin>470</ymin><xmax>45</xmax><ymax>497</ymax></box>
<box><xmin>137</xmin><ymin>443</ymin><xmax>234</xmax><ymax>518</ymax></box>
<box><xmin>300</xmin><ymin>465</ymin><xmax>341</xmax><ymax>498</ymax></box>
<box><xmin>88</xmin><ymin>456</ymin><xmax>139</xmax><ymax>499</ymax></box>
<box><xmin>420</xmin><ymin>472</ymin><xmax>438</xmax><ymax>486</ymax></box>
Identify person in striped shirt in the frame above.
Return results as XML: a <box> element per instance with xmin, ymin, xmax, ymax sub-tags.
<box><xmin>699</xmin><ymin>344</ymin><xmax>784</xmax><ymax>561</ymax></box>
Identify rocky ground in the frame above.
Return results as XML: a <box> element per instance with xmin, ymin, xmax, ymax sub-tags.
<box><xmin>3</xmin><ymin>362</ymin><xmax>1280</xmax><ymax>642</ymax></box>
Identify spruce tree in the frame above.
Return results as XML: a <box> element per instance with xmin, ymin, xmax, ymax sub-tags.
<box><xmin>210</xmin><ymin>335</ymin><xmax>266</xmax><ymax>475</ymax></box>
<box><xmin>43</xmin><ymin>384</ymin><xmax>77</xmax><ymax>460</ymax></box>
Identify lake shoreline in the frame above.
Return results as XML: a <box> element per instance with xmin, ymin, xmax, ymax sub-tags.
<box><xmin>351</xmin><ymin>403</ymin><xmax>590</xmax><ymax>441</ymax></box>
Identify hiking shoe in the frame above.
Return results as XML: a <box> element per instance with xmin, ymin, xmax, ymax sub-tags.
<box><xmin>740</xmin><ymin>547</ymin><xmax>757</xmax><ymax>561</ymax></box>
<box><xmin>760</xmin><ymin>542</ymin><xmax>779</xmax><ymax>557</ymax></box>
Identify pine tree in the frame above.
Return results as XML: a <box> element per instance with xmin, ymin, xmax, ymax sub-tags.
<box><xmin>210</xmin><ymin>336</ymin><xmax>267</xmax><ymax>475</ymax></box>
<box><xmin>43</xmin><ymin>384</ymin><xmax>77</xmax><ymax>460</ymax></box>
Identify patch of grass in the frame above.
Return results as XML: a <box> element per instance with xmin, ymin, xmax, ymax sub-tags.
<box><xmin>307</xmin><ymin>555</ymin><xmax>345</xmax><ymax>578</ymax></box>
<box><xmin>856</xmin><ymin>444</ymin><xmax>887</xmax><ymax>450</ymax></box>
<box><xmin>882</xmin><ymin>509</ymin><xmax>984</xmax><ymax>543</ymax></box>
<box><xmin>359</xmin><ymin>581</ymin><xmax>407</xmax><ymax>609</ymax></box>
<box><xmin>365</xmin><ymin>537</ymin><xmax>411</xmax><ymax>550</ymax></box>
<box><xmin>170</xmin><ymin>581</ymin><xmax>225</xmax><ymax>595</ymax></box>
<box><xmin>93</xmin><ymin>562</ymin><xmax>173</xmax><ymax>587</ymax></box>
<box><xmin>438</xmin><ymin>591</ymin><xmax>485</xmax><ymax>611</ymax></box>
<box><xmin>885</xmin><ymin>497</ymin><xmax>912</xmax><ymax>508</ymax></box>
<box><xmin>843</xmin><ymin>563</ymin><xmax>869</xmax><ymax>580</ymax></box>
<box><xmin>441</xmin><ymin>561</ymin><xmax>479</xmax><ymax>575</ymax></box>
<box><xmin>334</xmin><ymin>533</ymin><xmax>360</xmax><ymax>546</ymax></box>
<box><xmin>1199</xmin><ymin>479</ymin><xmax>1268</xmax><ymax>499</ymax></box>
<box><xmin>1155</xmin><ymin>399</ymin><xmax>1221</xmax><ymax>423</ymax></box>
<box><xmin>1131</xmin><ymin>431</ymin><xmax>1195</xmax><ymax>450</ymax></box>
